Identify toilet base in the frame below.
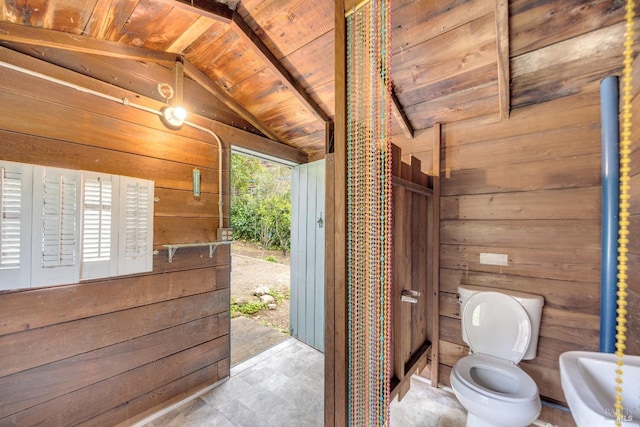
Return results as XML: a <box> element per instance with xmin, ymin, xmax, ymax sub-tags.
<box><xmin>462</xmin><ymin>407</ymin><xmax>539</xmax><ymax>427</ymax></box>
<box><xmin>465</xmin><ymin>412</ymin><xmax>503</xmax><ymax>427</ymax></box>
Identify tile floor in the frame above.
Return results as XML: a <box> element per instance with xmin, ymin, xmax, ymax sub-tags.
<box><xmin>138</xmin><ymin>338</ymin><xmax>467</xmax><ymax>427</ymax></box>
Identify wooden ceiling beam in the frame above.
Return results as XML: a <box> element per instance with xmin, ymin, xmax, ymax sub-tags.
<box><xmin>495</xmin><ymin>0</ymin><xmax>510</xmax><ymax>119</ymax></box>
<box><xmin>229</xmin><ymin>12</ymin><xmax>332</xmax><ymax>124</ymax></box>
<box><xmin>157</xmin><ymin>0</ymin><xmax>233</xmax><ymax>23</ymax></box>
<box><xmin>211</xmin><ymin>121</ymin><xmax>308</xmax><ymax>165</ymax></box>
<box><xmin>182</xmin><ymin>59</ymin><xmax>285</xmax><ymax>143</ymax></box>
<box><xmin>0</xmin><ymin>21</ymin><xmax>177</xmax><ymax>65</ymax></box>
<box><xmin>390</xmin><ymin>85</ymin><xmax>414</xmax><ymax>139</ymax></box>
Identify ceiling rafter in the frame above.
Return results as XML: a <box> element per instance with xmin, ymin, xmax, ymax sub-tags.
<box><xmin>156</xmin><ymin>0</ymin><xmax>233</xmax><ymax>23</ymax></box>
<box><xmin>0</xmin><ymin>21</ymin><xmax>177</xmax><ymax>65</ymax></box>
<box><xmin>390</xmin><ymin>85</ymin><xmax>414</xmax><ymax>139</ymax></box>
<box><xmin>229</xmin><ymin>12</ymin><xmax>332</xmax><ymax>124</ymax></box>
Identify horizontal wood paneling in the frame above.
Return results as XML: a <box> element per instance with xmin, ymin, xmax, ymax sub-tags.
<box><xmin>440</xmin><ymin>268</ymin><xmax>600</xmax><ymax>312</ymax></box>
<box><xmin>154</xmin><ymin>188</ymin><xmax>230</xmax><ymax>218</ymax></box>
<box><xmin>510</xmin><ymin>0</ymin><xmax>631</xmax><ymax>57</ymax></box>
<box><xmin>0</xmin><ymin>130</ymin><xmax>219</xmax><ymax>192</ymax></box>
<box><xmin>443</xmin><ymin>84</ymin><xmax>601</xmax><ymax>146</ymax></box>
<box><xmin>154</xmin><ymin>217</ymin><xmax>219</xmax><ymax>244</ymax></box>
<box><xmin>436</xmin><ymin>85</ymin><xmax>603</xmax><ymax>408</ymax></box>
<box><xmin>392</xmin><ymin>0</ymin><xmax>492</xmax><ymax>54</ymax></box>
<box><xmin>0</xmin><ymin>51</ymin><xmax>231</xmax><ymax>425</ymax></box>
<box><xmin>0</xmin><ymin>289</ymin><xmax>229</xmax><ymax>377</ymax></box>
<box><xmin>0</xmin><ymin>314</ymin><xmax>224</xmax><ymax>418</ymax></box>
<box><xmin>4</xmin><ymin>336</ymin><xmax>228</xmax><ymax>426</ymax></box>
<box><xmin>444</xmin><ymin>122</ymin><xmax>601</xmax><ymax>171</ymax></box>
<box><xmin>0</xmin><ymin>265</ymin><xmax>229</xmax><ymax>336</ymax></box>
<box><xmin>0</xmin><ymin>69</ymin><xmax>225</xmax><ymax>170</ymax></box>
<box><xmin>443</xmin><ymin>155</ymin><xmax>601</xmax><ymax>195</ymax></box>
<box><xmin>441</xmin><ymin>187</ymin><xmax>601</xmax><ymax>220</ymax></box>
<box><xmin>441</xmin><ymin>219</ymin><xmax>600</xmax><ymax>250</ymax></box>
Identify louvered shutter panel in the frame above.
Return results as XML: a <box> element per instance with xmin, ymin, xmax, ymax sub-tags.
<box><xmin>32</xmin><ymin>166</ymin><xmax>81</xmax><ymax>286</ymax></box>
<box><xmin>118</xmin><ymin>176</ymin><xmax>154</xmax><ymax>275</ymax></box>
<box><xmin>81</xmin><ymin>173</ymin><xmax>119</xmax><ymax>279</ymax></box>
<box><xmin>0</xmin><ymin>161</ymin><xmax>32</xmax><ymax>290</ymax></box>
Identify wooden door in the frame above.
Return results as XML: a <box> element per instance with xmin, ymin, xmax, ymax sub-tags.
<box><xmin>290</xmin><ymin>159</ymin><xmax>326</xmax><ymax>351</ymax></box>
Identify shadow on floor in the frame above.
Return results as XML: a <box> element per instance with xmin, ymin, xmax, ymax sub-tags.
<box><xmin>137</xmin><ymin>337</ymin><xmax>467</xmax><ymax>427</ymax></box>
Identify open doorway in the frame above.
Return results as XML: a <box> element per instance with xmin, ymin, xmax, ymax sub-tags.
<box><xmin>229</xmin><ymin>152</ymin><xmax>293</xmax><ymax>366</ymax></box>
<box><xmin>229</xmin><ymin>149</ymin><xmax>327</xmax><ymax>365</ymax></box>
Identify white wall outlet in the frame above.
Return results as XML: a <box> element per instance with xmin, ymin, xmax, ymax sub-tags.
<box><xmin>479</xmin><ymin>253</ymin><xmax>509</xmax><ymax>266</ymax></box>
<box><xmin>217</xmin><ymin>228</ymin><xmax>233</xmax><ymax>241</ymax></box>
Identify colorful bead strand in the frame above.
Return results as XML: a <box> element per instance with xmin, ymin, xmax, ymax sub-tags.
<box><xmin>346</xmin><ymin>1</ymin><xmax>392</xmax><ymax>425</ymax></box>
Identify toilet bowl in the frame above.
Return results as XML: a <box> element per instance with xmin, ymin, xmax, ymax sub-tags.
<box><xmin>450</xmin><ymin>286</ymin><xmax>544</xmax><ymax>427</ymax></box>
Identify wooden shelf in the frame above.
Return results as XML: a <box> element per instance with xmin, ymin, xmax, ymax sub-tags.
<box><xmin>162</xmin><ymin>241</ymin><xmax>232</xmax><ymax>263</ymax></box>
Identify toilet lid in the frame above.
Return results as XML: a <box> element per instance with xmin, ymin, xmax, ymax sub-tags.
<box><xmin>463</xmin><ymin>292</ymin><xmax>532</xmax><ymax>363</ymax></box>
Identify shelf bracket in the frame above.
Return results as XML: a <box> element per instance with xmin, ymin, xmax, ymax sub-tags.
<box><xmin>163</xmin><ymin>241</ymin><xmax>232</xmax><ymax>263</ymax></box>
<box><xmin>168</xmin><ymin>246</ymin><xmax>178</xmax><ymax>263</ymax></box>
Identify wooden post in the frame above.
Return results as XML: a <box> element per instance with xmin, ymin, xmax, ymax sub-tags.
<box><xmin>325</xmin><ymin>1</ymin><xmax>349</xmax><ymax>425</ymax></box>
<box><xmin>430</xmin><ymin>123</ymin><xmax>441</xmax><ymax>386</ymax></box>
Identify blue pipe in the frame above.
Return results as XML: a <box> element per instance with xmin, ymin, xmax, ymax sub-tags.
<box><xmin>599</xmin><ymin>76</ymin><xmax>619</xmax><ymax>353</ymax></box>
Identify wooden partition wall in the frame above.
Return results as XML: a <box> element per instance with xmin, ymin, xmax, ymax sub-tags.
<box><xmin>0</xmin><ymin>48</ymin><xmax>231</xmax><ymax>425</ymax></box>
<box><xmin>390</xmin><ymin>144</ymin><xmax>439</xmax><ymax>401</ymax></box>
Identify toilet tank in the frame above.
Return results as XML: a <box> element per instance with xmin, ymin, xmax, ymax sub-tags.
<box><xmin>458</xmin><ymin>285</ymin><xmax>544</xmax><ymax>360</ymax></box>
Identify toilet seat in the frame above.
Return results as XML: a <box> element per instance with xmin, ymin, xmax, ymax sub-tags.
<box><xmin>462</xmin><ymin>291</ymin><xmax>532</xmax><ymax>363</ymax></box>
<box><xmin>452</xmin><ymin>354</ymin><xmax>539</xmax><ymax>403</ymax></box>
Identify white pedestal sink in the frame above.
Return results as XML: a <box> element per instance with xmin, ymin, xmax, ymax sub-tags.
<box><xmin>560</xmin><ymin>351</ymin><xmax>640</xmax><ymax>426</ymax></box>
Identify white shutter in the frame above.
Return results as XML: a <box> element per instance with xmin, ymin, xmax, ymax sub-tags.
<box><xmin>118</xmin><ymin>176</ymin><xmax>154</xmax><ymax>275</ymax></box>
<box><xmin>0</xmin><ymin>161</ymin><xmax>32</xmax><ymax>290</ymax></box>
<box><xmin>32</xmin><ymin>166</ymin><xmax>81</xmax><ymax>286</ymax></box>
<box><xmin>81</xmin><ymin>172</ymin><xmax>119</xmax><ymax>280</ymax></box>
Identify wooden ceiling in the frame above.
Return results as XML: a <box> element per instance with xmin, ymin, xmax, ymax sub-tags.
<box><xmin>0</xmin><ymin>0</ymin><xmax>631</xmax><ymax>160</ymax></box>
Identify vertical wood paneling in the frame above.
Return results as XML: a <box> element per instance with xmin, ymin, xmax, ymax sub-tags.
<box><xmin>0</xmin><ymin>51</ymin><xmax>230</xmax><ymax>425</ymax></box>
<box><xmin>391</xmin><ymin>150</ymin><xmax>434</xmax><ymax>400</ymax></box>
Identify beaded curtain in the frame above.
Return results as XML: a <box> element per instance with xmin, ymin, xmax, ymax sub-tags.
<box><xmin>346</xmin><ymin>1</ymin><xmax>392</xmax><ymax>425</ymax></box>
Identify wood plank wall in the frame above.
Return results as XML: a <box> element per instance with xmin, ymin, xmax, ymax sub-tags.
<box><xmin>397</xmin><ymin>80</ymin><xmax>616</xmax><ymax>427</ymax></box>
<box><xmin>388</xmin><ymin>2</ymin><xmax>640</xmax><ymax>426</ymax></box>
<box><xmin>394</xmin><ymin>84</ymin><xmax>603</xmax><ymax>427</ymax></box>
<box><xmin>437</xmin><ymin>84</ymin><xmax>603</xmax><ymax>395</ymax></box>
<box><xmin>0</xmin><ymin>48</ymin><xmax>231</xmax><ymax>426</ymax></box>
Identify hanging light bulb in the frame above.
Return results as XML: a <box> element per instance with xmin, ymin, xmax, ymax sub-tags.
<box><xmin>161</xmin><ymin>106</ymin><xmax>187</xmax><ymax>129</ymax></box>
<box><xmin>160</xmin><ymin>59</ymin><xmax>187</xmax><ymax>130</ymax></box>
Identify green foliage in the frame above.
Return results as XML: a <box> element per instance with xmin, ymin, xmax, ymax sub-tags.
<box><xmin>268</xmin><ymin>288</ymin><xmax>289</xmax><ymax>303</ymax></box>
<box><xmin>230</xmin><ymin>154</ymin><xmax>292</xmax><ymax>253</ymax></box>
<box><xmin>230</xmin><ymin>299</ymin><xmax>267</xmax><ymax>317</ymax></box>
<box><xmin>264</xmin><ymin>255</ymin><xmax>279</xmax><ymax>263</ymax></box>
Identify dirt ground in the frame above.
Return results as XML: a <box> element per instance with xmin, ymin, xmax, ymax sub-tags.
<box><xmin>230</xmin><ymin>241</ymin><xmax>291</xmax><ymax>334</ymax></box>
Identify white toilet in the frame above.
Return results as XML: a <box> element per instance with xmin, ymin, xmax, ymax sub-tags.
<box><xmin>450</xmin><ymin>285</ymin><xmax>544</xmax><ymax>427</ymax></box>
